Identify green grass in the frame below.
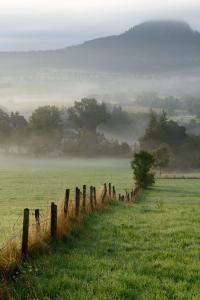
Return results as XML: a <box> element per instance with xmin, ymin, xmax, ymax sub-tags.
<box><xmin>0</xmin><ymin>156</ymin><xmax>132</xmax><ymax>244</ymax></box>
<box><xmin>4</xmin><ymin>178</ymin><xmax>200</xmax><ymax>299</ymax></box>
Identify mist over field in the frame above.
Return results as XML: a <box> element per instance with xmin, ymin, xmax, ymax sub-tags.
<box><xmin>2</xmin><ymin>71</ymin><xmax>200</xmax><ymax>114</ymax></box>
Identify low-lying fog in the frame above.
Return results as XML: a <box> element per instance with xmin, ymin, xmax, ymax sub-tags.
<box><xmin>1</xmin><ymin>70</ymin><xmax>200</xmax><ymax>114</ymax></box>
<box><xmin>0</xmin><ymin>154</ymin><xmax>130</xmax><ymax>170</ymax></box>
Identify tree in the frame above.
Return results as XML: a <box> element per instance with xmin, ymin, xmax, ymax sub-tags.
<box><xmin>153</xmin><ymin>147</ymin><xmax>170</xmax><ymax>175</ymax></box>
<box><xmin>145</xmin><ymin>109</ymin><xmax>158</xmax><ymax>137</ymax></box>
<box><xmin>10</xmin><ymin>112</ymin><xmax>27</xmax><ymax>129</ymax></box>
<box><xmin>131</xmin><ymin>150</ymin><xmax>155</xmax><ymax>189</ymax></box>
<box><xmin>9</xmin><ymin>112</ymin><xmax>28</xmax><ymax>148</ymax></box>
<box><xmin>140</xmin><ymin>110</ymin><xmax>186</xmax><ymax>149</ymax></box>
<box><xmin>29</xmin><ymin>106</ymin><xmax>62</xmax><ymax>155</ymax></box>
<box><xmin>68</xmin><ymin>98</ymin><xmax>109</xmax><ymax>134</ymax></box>
<box><xmin>29</xmin><ymin>106</ymin><xmax>62</xmax><ymax>133</ymax></box>
<box><xmin>0</xmin><ymin>109</ymin><xmax>11</xmax><ymax>146</ymax></box>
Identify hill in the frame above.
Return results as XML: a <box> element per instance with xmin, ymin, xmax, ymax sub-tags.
<box><xmin>1</xmin><ymin>21</ymin><xmax>200</xmax><ymax>75</ymax></box>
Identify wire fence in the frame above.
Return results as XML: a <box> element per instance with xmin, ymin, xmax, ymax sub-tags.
<box><xmin>0</xmin><ymin>182</ymin><xmax>140</xmax><ymax>264</ymax></box>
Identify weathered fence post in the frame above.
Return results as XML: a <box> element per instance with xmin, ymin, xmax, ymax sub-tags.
<box><xmin>75</xmin><ymin>187</ymin><xmax>80</xmax><ymax>217</ymax></box>
<box><xmin>51</xmin><ymin>202</ymin><xmax>57</xmax><ymax>239</ymax></box>
<box><xmin>64</xmin><ymin>189</ymin><xmax>70</xmax><ymax>215</ymax></box>
<box><xmin>102</xmin><ymin>183</ymin><xmax>107</xmax><ymax>203</ymax></box>
<box><xmin>90</xmin><ymin>186</ymin><xmax>94</xmax><ymax>210</ymax></box>
<box><xmin>127</xmin><ymin>193</ymin><xmax>130</xmax><ymax>202</ymax></box>
<box><xmin>119</xmin><ymin>193</ymin><xmax>121</xmax><ymax>201</ymax></box>
<box><xmin>35</xmin><ymin>209</ymin><xmax>40</xmax><ymax>232</ymax></box>
<box><xmin>112</xmin><ymin>186</ymin><xmax>116</xmax><ymax>199</ymax></box>
<box><xmin>131</xmin><ymin>190</ymin><xmax>134</xmax><ymax>201</ymax></box>
<box><xmin>109</xmin><ymin>183</ymin><xmax>112</xmax><ymax>199</ymax></box>
<box><xmin>82</xmin><ymin>185</ymin><xmax>86</xmax><ymax>210</ymax></box>
<box><xmin>93</xmin><ymin>187</ymin><xmax>97</xmax><ymax>206</ymax></box>
<box><xmin>125</xmin><ymin>191</ymin><xmax>128</xmax><ymax>202</ymax></box>
<box><xmin>22</xmin><ymin>208</ymin><xmax>29</xmax><ymax>259</ymax></box>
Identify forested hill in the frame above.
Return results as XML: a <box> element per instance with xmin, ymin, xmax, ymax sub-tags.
<box><xmin>1</xmin><ymin>20</ymin><xmax>200</xmax><ymax>74</ymax></box>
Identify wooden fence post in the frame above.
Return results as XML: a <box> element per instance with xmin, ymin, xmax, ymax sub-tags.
<box><xmin>35</xmin><ymin>209</ymin><xmax>40</xmax><ymax>232</ymax></box>
<box><xmin>127</xmin><ymin>193</ymin><xmax>130</xmax><ymax>202</ymax></box>
<box><xmin>64</xmin><ymin>189</ymin><xmax>70</xmax><ymax>215</ymax></box>
<box><xmin>90</xmin><ymin>186</ymin><xmax>94</xmax><ymax>210</ymax></box>
<box><xmin>51</xmin><ymin>202</ymin><xmax>57</xmax><ymax>239</ymax></box>
<box><xmin>102</xmin><ymin>183</ymin><xmax>107</xmax><ymax>203</ymax></box>
<box><xmin>22</xmin><ymin>208</ymin><xmax>29</xmax><ymax>259</ymax></box>
<box><xmin>125</xmin><ymin>191</ymin><xmax>128</xmax><ymax>202</ymax></box>
<box><xmin>119</xmin><ymin>193</ymin><xmax>121</xmax><ymax>201</ymax></box>
<box><xmin>93</xmin><ymin>187</ymin><xmax>97</xmax><ymax>206</ymax></box>
<box><xmin>109</xmin><ymin>183</ymin><xmax>112</xmax><ymax>199</ymax></box>
<box><xmin>131</xmin><ymin>190</ymin><xmax>134</xmax><ymax>201</ymax></box>
<box><xmin>82</xmin><ymin>185</ymin><xmax>86</xmax><ymax>210</ymax></box>
<box><xmin>75</xmin><ymin>187</ymin><xmax>80</xmax><ymax>217</ymax></box>
<box><xmin>112</xmin><ymin>186</ymin><xmax>116</xmax><ymax>199</ymax></box>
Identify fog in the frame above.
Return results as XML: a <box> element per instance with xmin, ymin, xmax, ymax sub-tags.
<box><xmin>0</xmin><ymin>153</ymin><xmax>130</xmax><ymax>171</ymax></box>
<box><xmin>1</xmin><ymin>70</ymin><xmax>200</xmax><ymax>114</ymax></box>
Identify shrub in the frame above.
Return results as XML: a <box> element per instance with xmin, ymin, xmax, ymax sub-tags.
<box><xmin>131</xmin><ymin>150</ymin><xmax>155</xmax><ymax>189</ymax></box>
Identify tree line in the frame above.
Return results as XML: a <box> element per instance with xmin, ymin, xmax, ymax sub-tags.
<box><xmin>0</xmin><ymin>98</ymin><xmax>133</xmax><ymax>157</ymax></box>
<box><xmin>135</xmin><ymin>92</ymin><xmax>200</xmax><ymax>118</ymax></box>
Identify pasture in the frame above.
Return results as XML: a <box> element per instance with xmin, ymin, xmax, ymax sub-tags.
<box><xmin>0</xmin><ymin>156</ymin><xmax>133</xmax><ymax>245</ymax></box>
<box><xmin>4</xmin><ymin>178</ymin><xmax>200</xmax><ymax>299</ymax></box>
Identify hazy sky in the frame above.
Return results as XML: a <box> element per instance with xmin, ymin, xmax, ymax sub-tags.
<box><xmin>0</xmin><ymin>0</ymin><xmax>200</xmax><ymax>51</ymax></box>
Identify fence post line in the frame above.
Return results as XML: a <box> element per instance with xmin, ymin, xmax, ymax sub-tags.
<box><xmin>93</xmin><ymin>187</ymin><xmax>97</xmax><ymax>206</ymax></box>
<box><xmin>82</xmin><ymin>185</ymin><xmax>86</xmax><ymax>210</ymax></box>
<box><xmin>109</xmin><ymin>183</ymin><xmax>112</xmax><ymax>199</ymax></box>
<box><xmin>75</xmin><ymin>187</ymin><xmax>80</xmax><ymax>217</ymax></box>
<box><xmin>90</xmin><ymin>186</ymin><xmax>94</xmax><ymax>210</ymax></box>
<box><xmin>35</xmin><ymin>209</ymin><xmax>40</xmax><ymax>232</ymax></box>
<box><xmin>51</xmin><ymin>202</ymin><xmax>57</xmax><ymax>239</ymax></box>
<box><xmin>22</xmin><ymin>208</ymin><xmax>29</xmax><ymax>259</ymax></box>
<box><xmin>64</xmin><ymin>189</ymin><xmax>70</xmax><ymax>215</ymax></box>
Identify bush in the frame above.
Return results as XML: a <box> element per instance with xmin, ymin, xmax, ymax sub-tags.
<box><xmin>131</xmin><ymin>150</ymin><xmax>155</xmax><ymax>189</ymax></box>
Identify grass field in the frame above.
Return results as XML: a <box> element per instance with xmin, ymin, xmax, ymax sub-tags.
<box><xmin>3</xmin><ymin>178</ymin><xmax>200</xmax><ymax>299</ymax></box>
<box><xmin>0</xmin><ymin>156</ymin><xmax>133</xmax><ymax>245</ymax></box>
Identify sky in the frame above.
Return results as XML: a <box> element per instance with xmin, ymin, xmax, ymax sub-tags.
<box><xmin>0</xmin><ymin>0</ymin><xmax>200</xmax><ymax>51</ymax></box>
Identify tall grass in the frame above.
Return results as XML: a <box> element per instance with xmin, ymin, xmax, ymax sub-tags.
<box><xmin>0</xmin><ymin>186</ymin><xmax>118</xmax><ymax>280</ymax></box>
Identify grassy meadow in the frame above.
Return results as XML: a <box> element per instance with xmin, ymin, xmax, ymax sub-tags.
<box><xmin>0</xmin><ymin>156</ymin><xmax>133</xmax><ymax>245</ymax></box>
<box><xmin>2</xmin><ymin>178</ymin><xmax>200</xmax><ymax>299</ymax></box>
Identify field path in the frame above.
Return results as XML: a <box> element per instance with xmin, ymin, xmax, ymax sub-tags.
<box><xmin>10</xmin><ymin>179</ymin><xmax>200</xmax><ymax>299</ymax></box>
